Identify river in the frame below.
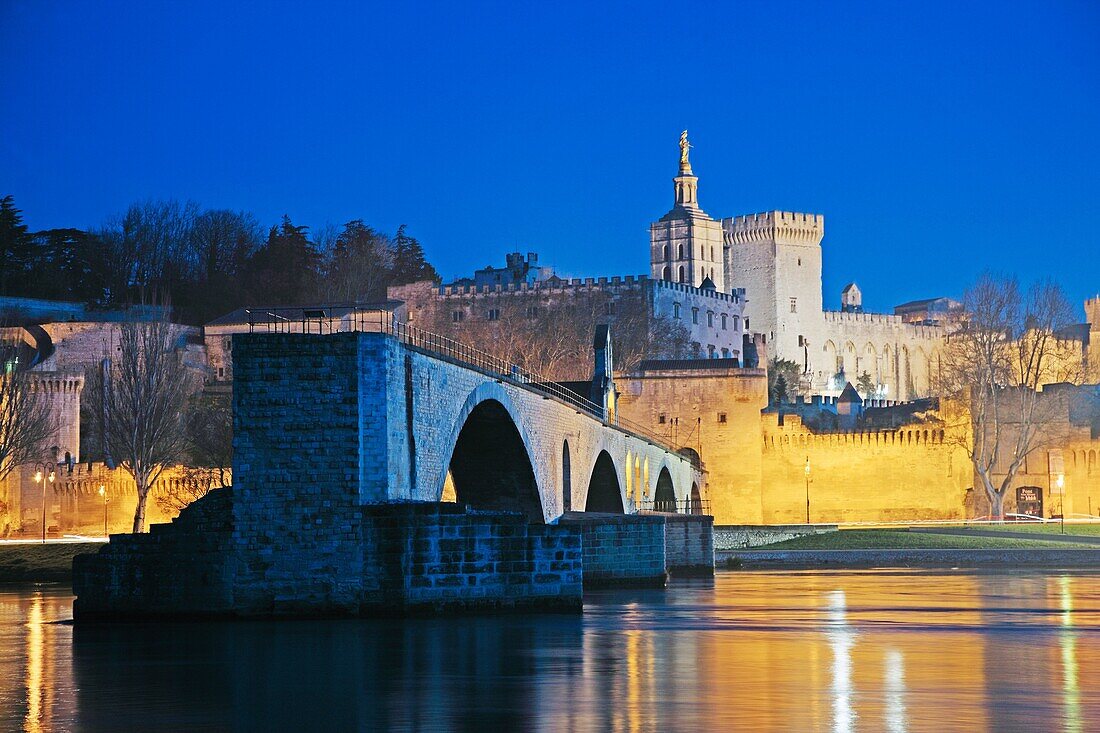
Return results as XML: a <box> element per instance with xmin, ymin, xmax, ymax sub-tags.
<box><xmin>2</xmin><ymin>569</ymin><xmax>1098</xmax><ymax>732</ymax></box>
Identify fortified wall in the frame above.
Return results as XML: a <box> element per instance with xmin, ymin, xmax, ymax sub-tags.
<box><xmin>759</xmin><ymin>413</ymin><xmax>971</xmax><ymax>524</ymax></box>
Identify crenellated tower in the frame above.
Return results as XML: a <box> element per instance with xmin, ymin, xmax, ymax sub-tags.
<box><xmin>722</xmin><ymin>211</ymin><xmax>826</xmax><ymax>375</ymax></box>
<box><xmin>650</xmin><ymin>131</ymin><xmax>726</xmax><ymax>291</ymax></box>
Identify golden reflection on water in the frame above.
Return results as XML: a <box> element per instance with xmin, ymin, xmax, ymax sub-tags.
<box><xmin>2</xmin><ymin>571</ymin><xmax>1100</xmax><ymax>731</ymax></box>
<box><xmin>24</xmin><ymin>593</ymin><xmax>43</xmax><ymax>733</ymax></box>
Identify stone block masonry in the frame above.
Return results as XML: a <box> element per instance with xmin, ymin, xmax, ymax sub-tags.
<box><xmin>74</xmin><ymin>495</ymin><xmax>582</xmax><ymax>618</ymax></box>
<box><xmin>658</xmin><ymin>513</ymin><xmax>714</xmax><ymax>577</ymax></box>
<box><xmin>557</xmin><ymin>512</ymin><xmax>667</xmax><ymax>588</ymax></box>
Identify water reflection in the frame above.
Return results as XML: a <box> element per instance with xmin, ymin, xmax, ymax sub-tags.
<box><xmin>1</xmin><ymin>570</ymin><xmax>1099</xmax><ymax>731</ymax></box>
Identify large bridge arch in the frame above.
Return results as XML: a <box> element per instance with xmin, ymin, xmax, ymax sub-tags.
<box><xmin>585</xmin><ymin>450</ymin><xmax>624</xmax><ymax>513</ymax></box>
<box><xmin>436</xmin><ymin>384</ymin><xmax>545</xmax><ymax>523</ymax></box>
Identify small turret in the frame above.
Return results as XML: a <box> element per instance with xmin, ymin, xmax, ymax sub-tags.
<box><xmin>841</xmin><ymin>283</ymin><xmax>863</xmax><ymax>313</ymax></box>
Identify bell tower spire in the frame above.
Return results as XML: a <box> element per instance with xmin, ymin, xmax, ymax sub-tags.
<box><xmin>650</xmin><ymin>131</ymin><xmax>725</xmax><ymax>291</ymax></box>
<box><xmin>674</xmin><ymin>130</ymin><xmax>699</xmax><ymax>209</ymax></box>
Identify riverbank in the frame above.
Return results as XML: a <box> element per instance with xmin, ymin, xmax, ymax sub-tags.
<box><xmin>0</xmin><ymin>541</ymin><xmax>104</xmax><ymax>583</ymax></box>
<box><xmin>720</xmin><ymin>528</ymin><xmax>1100</xmax><ymax>568</ymax></box>
<box><xmin>721</xmin><ymin>547</ymin><xmax>1100</xmax><ymax>568</ymax></box>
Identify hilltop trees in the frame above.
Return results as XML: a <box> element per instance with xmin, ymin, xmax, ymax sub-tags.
<box><xmin>0</xmin><ymin>194</ymin><xmax>438</xmax><ymax>324</ymax></box>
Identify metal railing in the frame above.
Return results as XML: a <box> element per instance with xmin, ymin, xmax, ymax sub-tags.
<box><xmin>243</xmin><ymin>305</ymin><xmax>704</xmax><ymax>469</ymax></box>
<box><xmin>636</xmin><ymin>499</ymin><xmax>712</xmax><ymax>516</ymax></box>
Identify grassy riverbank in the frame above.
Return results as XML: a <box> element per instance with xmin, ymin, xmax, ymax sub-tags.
<box><xmin>761</xmin><ymin>529</ymin><xmax>1094</xmax><ymax>550</ymax></box>
<box><xmin>0</xmin><ymin>542</ymin><xmax>103</xmax><ymax>583</ymax></box>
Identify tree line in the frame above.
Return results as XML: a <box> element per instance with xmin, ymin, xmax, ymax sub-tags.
<box><xmin>0</xmin><ymin>195</ymin><xmax>440</xmax><ymax>325</ymax></box>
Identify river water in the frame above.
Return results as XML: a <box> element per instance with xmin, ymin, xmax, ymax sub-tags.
<box><xmin>2</xmin><ymin>569</ymin><xmax>1098</xmax><ymax>732</ymax></box>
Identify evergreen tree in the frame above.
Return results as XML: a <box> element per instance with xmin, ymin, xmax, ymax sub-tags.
<box><xmin>325</xmin><ymin>220</ymin><xmax>394</xmax><ymax>302</ymax></box>
<box><xmin>245</xmin><ymin>216</ymin><xmax>321</xmax><ymax>305</ymax></box>
<box><xmin>0</xmin><ymin>196</ymin><xmax>32</xmax><ymax>296</ymax></box>
<box><xmin>390</xmin><ymin>224</ymin><xmax>440</xmax><ymax>285</ymax></box>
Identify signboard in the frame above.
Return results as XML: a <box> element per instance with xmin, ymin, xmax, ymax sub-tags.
<box><xmin>1017</xmin><ymin>487</ymin><xmax>1041</xmax><ymax>503</ymax></box>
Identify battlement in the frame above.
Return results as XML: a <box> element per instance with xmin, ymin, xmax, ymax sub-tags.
<box><xmin>436</xmin><ymin>274</ymin><xmax>650</xmax><ymax>297</ymax></box>
<box><xmin>651</xmin><ymin>279</ymin><xmax>744</xmax><ymax>304</ymax></box>
<box><xmin>823</xmin><ymin>310</ymin><xmax>943</xmax><ymax>338</ymax></box>
<box><xmin>722</xmin><ymin>211</ymin><xmax>825</xmax><ymax>247</ymax></box>
<box><xmin>1085</xmin><ymin>295</ymin><xmax>1100</xmax><ymax>327</ymax></box>
<box><xmin>26</xmin><ymin>370</ymin><xmax>84</xmax><ymax>395</ymax></box>
<box><xmin>430</xmin><ymin>275</ymin><xmax>745</xmax><ymax>304</ymax></box>
<box><xmin>761</xmin><ymin>412</ymin><xmax>949</xmax><ymax>449</ymax></box>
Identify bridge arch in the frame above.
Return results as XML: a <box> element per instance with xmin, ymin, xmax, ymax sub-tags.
<box><xmin>438</xmin><ymin>387</ymin><xmax>544</xmax><ymax>523</ymax></box>
<box><xmin>654</xmin><ymin>466</ymin><xmax>676</xmax><ymax>512</ymax></box>
<box><xmin>586</xmin><ymin>450</ymin><xmax>624</xmax><ymax>513</ymax></box>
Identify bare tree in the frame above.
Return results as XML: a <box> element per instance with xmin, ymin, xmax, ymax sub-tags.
<box><xmin>936</xmin><ymin>274</ymin><xmax>1084</xmax><ymax>520</ymax></box>
<box><xmin>184</xmin><ymin>391</ymin><xmax>232</xmax><ymax>489</ymax></box>
<box><xmin>91</xmin><ymin>319</ymin><xmax>192</xmax><ymax>532</ymax></box>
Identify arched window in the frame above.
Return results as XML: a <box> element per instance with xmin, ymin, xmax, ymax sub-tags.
<box><xmin>678</xmin><ymin>266</ymin><xmax>685</xmax><ymax>283</ymax></box>
<box><xmin>663</xmin><ymin>265</ymin><xmax>671</xmax><ymax>281</ymax></box>
<box><xmin>678</xmin><ymin>244</ymin><xmax>684</xmax><ymax>259</ymax></box>
<box><xmin>663</xmin><ymin>245</ymin><xmax>670</xmax><ymax>261</ymax></box>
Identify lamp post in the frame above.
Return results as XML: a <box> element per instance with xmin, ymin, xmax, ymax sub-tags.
<box><xmin>804</xmin><ymin>456</ymin><xmax>812</xmax><ymax>525</ymax></box>
<box><xmin>1056</xmin><ymin>474</ymin><xmax>1065</xmax><ymax>535</ymax></box>
<box><xmin>32</xmin><ymin>462</ymin><xmax>56</xmax><ymax>543</ymax></box>
<box><xmin>98</xmin><ymin>485</ymin><xmax>109</xmax><ymax>537</ymax></box>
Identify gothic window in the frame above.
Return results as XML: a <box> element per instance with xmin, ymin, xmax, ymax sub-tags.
<box><xmin>486</xmin><ymin>308</ymin><xmax>500</xmax><ymax>321</ymax></box>
<box><xmin>692</xmin><ymin>308</ymin><xmax>699</xmax><ymax>324</ymax></box>
<box><xmin>663</xmin><ymin>265</ymin><xmax>671</xmax><ymax>281</ymax></box>
<box><xmin>711</xmin><ymin>247</ymin><xmax>715</xmax><ymax>260</ymax></box>
<box><xmin>678</xmin><ymin>266</ymin><xmax>685</xmax><ymax>283</ymax></box>
<box><xmin>721</xmin><ymin>314</ymin><xmax>728</xmax><ymax>329</ymax></box>
<box><xmin>452</xmin><ymin>310</ymin><xmax>465</xmax><ymax>323</ymax></box>
<box><xmin>707</xmin><ymin>311</ymin><xmax>714</xmax><ymax>327</ymax></box>
<box><xmin>673</xmin><ymin>303</ymin><xmax>681</xmax><ymax>319</ymax></box>
<box><xmin>790</xmin><ymin>298</ymin><xmax>798</xmax><ymax>313</ymax></box>
<box><xmin>664</xmin><ymin>245</ymin><xmax>670</xmax><ymax>261</ymax></box>
<box><xmin>678</xmin><ymin>244</ymin><xmax>684</xmax><ymax>259</ymax></box>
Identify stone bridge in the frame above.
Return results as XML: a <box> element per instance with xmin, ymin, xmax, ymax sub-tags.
<box><xmin>233</xmin><ymin>325</ymin><xmax>704</xmax><ymax>528</ymax></box>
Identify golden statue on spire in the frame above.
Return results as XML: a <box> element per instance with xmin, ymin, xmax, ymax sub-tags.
<box><xmin>679</xmin><ymin>130</ymin><xmax>692</xmax><ymax>172</ymax></box>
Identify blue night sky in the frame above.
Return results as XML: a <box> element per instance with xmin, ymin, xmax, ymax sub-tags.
<box><xmin>3</xmin><ymin>1</ymin><xmax>1098</xmax><ymax>313</ymax></box>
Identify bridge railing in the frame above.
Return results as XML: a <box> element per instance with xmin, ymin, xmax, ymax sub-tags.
<box><xmin>244</xmin><ymin>305</ymin><xmax>705</xmax><ymax>469</ymax></box>
<box><xmin>635</xmin><ymin>499</ymin><xmax>712</xmax><ymax>516</ymax></box>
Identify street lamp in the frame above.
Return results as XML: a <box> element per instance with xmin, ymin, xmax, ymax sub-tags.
<box><xmin>1056</xmin><ymin>474</ymin><xmax>1065</xmax><ymax>535</ymax></box>
<box><xmin>98</xmin><ymin>485</ymin><xmax>109</xmax><ymax>537</ymax></box>
<box><xmin>32</xmin><ymin>461</ymin><xmax>56</xmax><ymax>543</ymax></box>
<box><xmin>804</xmin><ymin>456</ymin><xmax>812</xmax><ymax>525</ymax></box>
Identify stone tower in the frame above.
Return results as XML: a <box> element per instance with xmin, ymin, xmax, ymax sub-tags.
<box><xmin>722</xmin><ymin>211</ymin><xmax>826</xmax><ymax>372</ymax></box>
<box><xmin>650</xmin><ymin>132</ymin><xmax>726</xmax><ymax>290</ymax></box>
